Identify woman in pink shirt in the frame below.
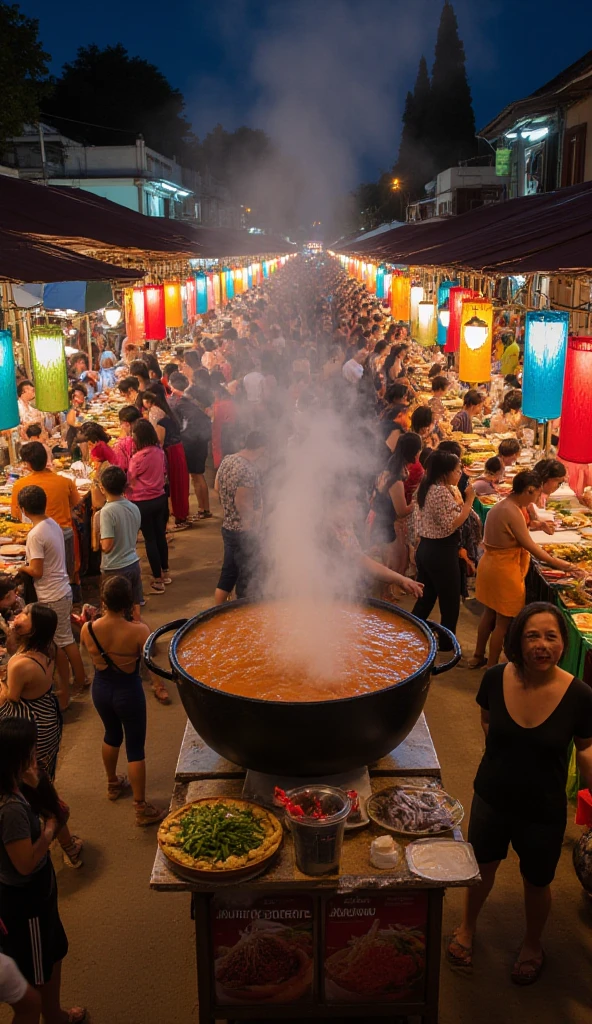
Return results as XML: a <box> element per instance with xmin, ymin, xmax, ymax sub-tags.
<box><xmin>127</xmin><ymin>420</ymin><xmax>170</xmax><ymax>594</ymax></box>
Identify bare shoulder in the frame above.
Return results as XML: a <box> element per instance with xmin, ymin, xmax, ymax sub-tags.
<box><xmin>132</xmin><ymin>620</ymin><xmax>151</xmax><ymax>642</ymax></box>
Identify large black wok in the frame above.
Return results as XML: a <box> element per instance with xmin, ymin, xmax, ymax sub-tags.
<box><xmin>143</xmin><ymin>599</ymin><xmax>460</xmax><ymax>776</ymax></box>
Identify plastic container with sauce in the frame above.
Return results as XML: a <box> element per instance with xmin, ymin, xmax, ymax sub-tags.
<box><xmin>285</xmin><ymin>786</ymin><xmax>351</xmax><ymax>876</ymax></box>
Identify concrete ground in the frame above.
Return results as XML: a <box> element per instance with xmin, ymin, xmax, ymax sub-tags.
<box><xmin>2</xmin><ymin>495</ymin><xmax>591</xmax><ymax>1024</ymax></box>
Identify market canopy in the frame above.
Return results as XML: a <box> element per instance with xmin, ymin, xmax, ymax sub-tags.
<box><xmin>0</xmin><ymin>227</ymin><xmax>142</xmax><ymax>284</ymax></box>
<box><xmin>331</xmin><ymin>181</ymin><xmax>592</xmax><ymax>274</ymax></box>
<box><xmin>0</xmin><ymin>176</ymin><xmax>295</xmax><ymax>262</ymax></box>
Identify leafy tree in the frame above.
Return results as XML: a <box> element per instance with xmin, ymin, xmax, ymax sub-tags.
<box><xmin>0</xmin><ymin>2</ymin><xmax>49</xmax><ymax>149</ymax></box>
<box><xmin>44</xmin><ymin>44</ymin><xmax>196</xmax><ymax>162</ymax></box>
<box><xmin>395</xmin><ymin>56</ymin><xmax>434</xmax><ymax>197</ymax></box>
<box><xmin>429</xmin><ymin>1</ymin><xmax>476</xmax><ymax>171</ymax></box>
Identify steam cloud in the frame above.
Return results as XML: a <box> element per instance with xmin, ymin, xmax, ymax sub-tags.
<box><xmin>262</xmin><ymin>402</ymin><xmax>376</xmax><ymax>680</ymax></box>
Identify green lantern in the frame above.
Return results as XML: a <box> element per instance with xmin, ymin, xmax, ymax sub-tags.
<box><xmin>30</xmin><ymin>327</ymin><xmax>69</xmax><ymax>412</ymax></box>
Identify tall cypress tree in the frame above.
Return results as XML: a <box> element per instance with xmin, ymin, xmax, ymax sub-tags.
<box><xmin>395</xmin><ymin>55</ymin><xmax>434</xmax><ymax>198</ymax></box>
<box><xmin>429</xmin><ymin>2</ymin><xmax>476</xmax><ymax>172</ymax></box>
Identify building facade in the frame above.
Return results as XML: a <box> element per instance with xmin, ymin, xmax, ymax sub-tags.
<box><xmin>2</xmin><ymin>124</ymin><xmax>240</xmax><ymax>228</ymax></box>
<box><xmin>480</xmin><ymin>49</ymin><xmax>592</xmax><ymax>198</ymax></box>
<box><xmin>407</xmin><ymin>164</ymin><xmax>508</xmax><ymax>221</ymax></box>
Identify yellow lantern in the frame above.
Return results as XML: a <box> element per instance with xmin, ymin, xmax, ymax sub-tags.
<box><xmin>391</xmin><ymin>276</ymin><xmax>410</xmax><ymax>320</ymax></box>
<box><xmin>163</xmin><ymin>282</ymin><xmax>183</xmax><ymax>328</ymax></box>
<box><xmin>212</xmin><ymin>273</ymin><xmax>221</xmax><ymax>306</ymax></box>
<box><xmin>459</xmin><ymin>299</ymin><xmax>493</xmax><ymax>383</ymax></box>
<box><xmin>417</xmin><ymin>301</ymin><xmax>436</xmax><ymax>347</ymax></box>
<box><xmin>410</xmin><ymin>285</ymin><xmax>424</xmax><ymax>330</ymax></box>
<box><xmin>242</xmin><ymin>267</ymin><xmax>249</xmax><ymax>291</ymax></box>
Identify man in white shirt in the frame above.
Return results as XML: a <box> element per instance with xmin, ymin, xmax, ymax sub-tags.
<box><xmin>18</xmin><ymin>484</ymin><xmax>86</xmax><ymax>704</ymax></box>
<box><xmin>17</xmin><ymin>379</ymin><xmax>45</xmax><ymax>438</ymax></box>
<box><xmin>243</xmin><ymin>368</ymin><xmax>265</xmax><ymax>403</ymax></box>
<box><xmin>342</xmin><ymin>340</ymin><xmax>368</xmax><ymax>384</ymax></box>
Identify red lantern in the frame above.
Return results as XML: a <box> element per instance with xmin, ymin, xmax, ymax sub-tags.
<box><xmin>185</xmin><ymin>277</ymin><xmax>196</xmax><ymax>321</ymax></box>
<box><xmin>557</xmin><ymin>336</ymin><xmax>592</xmax><ymax>463</ymax></box>
<box><xmin>144</xmin><ymin>285</ymin><xmax>166</xmax><ymax>340</ymax></box>
<box><xmin>445</xmin><ymin>287</ymin><xmax>475</xmax><ymax>353</ymax></box>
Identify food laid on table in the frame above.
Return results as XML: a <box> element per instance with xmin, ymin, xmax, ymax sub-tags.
<box><xmin>158</xmin><ymin>797</ymin><xmax>283</xmax><ymax>880</ymax></box>
<box><xmin>570</xmin><ymin>613</ymin><xmax>592</xmax><ymax>634</ymax></box>
<box><xmin>367</xmin><ymin>785</ymin><xmax>463</xmax><ymax>837</ymax></box>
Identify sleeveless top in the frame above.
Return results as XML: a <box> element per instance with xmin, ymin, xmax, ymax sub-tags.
<box><xmin>0</xmin><ymin>656</ymin><xmax>62</xmax><ymax>780</ymax></box>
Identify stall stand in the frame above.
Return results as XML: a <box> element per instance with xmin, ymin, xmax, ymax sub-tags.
<box><xmin>151</xmin><ymin>717</ymin><xmax>478</xmax><ymax>1024</ymax></box>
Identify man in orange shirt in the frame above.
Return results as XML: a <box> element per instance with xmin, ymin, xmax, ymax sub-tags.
<box><xmin>11</xmin><ymin>442</ymin><xmax>82</xmax><ymax>529</ymax></box>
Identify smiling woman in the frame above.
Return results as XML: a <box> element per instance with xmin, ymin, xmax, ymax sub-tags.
<box><xmin>448</xmin><ymin>601</ymin><xmax>592</xmax><ymax>984</ymax></box>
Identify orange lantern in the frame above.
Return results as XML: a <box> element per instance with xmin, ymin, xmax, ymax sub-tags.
<box><xmin>212</xmin><ymin>273</ymin><xmax>221</xmax><ymax>306</ymax></box>
<box><xmin>164</xmin><ymin>282</ymin><xmax>183</xmax><ymax>328</ymax></box>
<box><xmin>220</xmin><ymin>270</ymin><xmax>227</xmax><ymax>305</ymax></box>
<box><xmin>459</xmin><ymin>299</ymin><xmax>493</xmax><ymax>383</ymax></box>
<box><xmin>391</xmin><ymin>276</ymin><xmax>410</xmax><ymax>320</ymax></box>
<box><xmin>124</xmin><ymin>287</ymin><xmax>145</xmax><ymax>345</ymax></box>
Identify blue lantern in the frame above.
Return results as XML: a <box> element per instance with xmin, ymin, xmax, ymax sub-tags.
<box><xmin>195</xmin><ymin>272</ymin><xmax>208</xmax><ymax>314</ymax></box>
<box><xmin>224</xmin><ymin>267</ymin><xmax>234</xmax><ymax>301</ymax></box>
<box><xmin>375</xmin><ymin>265</ymin><xmax>385</xmax><ymax>300</ymax></box>
<box><xmin>437</xmin><ymin>280</ymin><xmax>458</xmax><ymax>346</ymax></box>
<box><xmin>523</xmin><ymin>310</ymin><xmax>569</xmax><ymax>422</ymax></box>
<box><xmin>247</xmin><ymin>265</ymin><xmax>253</xmax><ymax>289</ymax></box>
<box><xmin>263</xmin><ymin>261</ymin><xmax>269</xmax><ymax>279</ymax></box>
<box><xmin>0</xmin><ymin>330</ymin><xmax>19</xmax><ymax>431</ymax></box>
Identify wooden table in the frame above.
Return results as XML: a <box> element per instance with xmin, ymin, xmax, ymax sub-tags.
<box><xmin>151</xmin><ymin>717</ymin><xmax>477</xmax><ymax>1023</ymax></box>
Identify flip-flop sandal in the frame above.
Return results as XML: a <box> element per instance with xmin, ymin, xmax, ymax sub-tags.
<box><xmin>446</xmin><ymin>930</ymin><xmax>473</xmax><ymax>968</ymax></box>
<box><xmin>511</xmin><ymin>950</ymin><xmax>545</xmax><ymax>985</ymax></box>
<box><xmin>152</xmin><ymin>683</ymin><xmax>171</xmax><ymax>705</ymax></box>
<box><xmin>67</xmin><ymin>1009</ymin><xmax>86</xmax><ymax>1023</ymax></box>
<box><xmin>467</xmin><ymin>656</ymin><xmax>487</xmax><ymax>669</ymax></box>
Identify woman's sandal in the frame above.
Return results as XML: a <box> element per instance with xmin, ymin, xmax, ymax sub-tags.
<box><xmin>152</xmin><ymin>682</ymin><xmax>171</xmax><ymax>705</ymax></box>
<box><xmin>66</xmin><ymin>1008</ymin><xmax>86</xmax><ymax>1023</ymax></box>
<box><xmin>61</xmin><ymin>835</ymin><xmax>84</xmax><ymax>869</ymax></box>
<box><xmin>467</xmin><ymin>656</ymin><xmax>487</xmax><ymax>669</ymax></box>
<box><xmin>446</xmin><ymin>930</ymin><xmax>473</xmax><ymax>968</ymax></box>
<box><xmin>150</xmin><ymin>580</ymin><xmax>165</xmax><ymax>594</ymax></box>
<box><xmin>107</xmin><ymin>774</ymin><xmax>131</xmax><ymax>801</ymax></box>
<box><xmin>135</xmin><ymin>801</ymin><xmax>167</xmax><ymax>827</ymax></box>
<box><xmin>511</xmin><ymin>950</ymin><xmax>545</xmax><ymax>985</ymax></box>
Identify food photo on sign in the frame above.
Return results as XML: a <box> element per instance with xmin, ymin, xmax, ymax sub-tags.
<box><xmin>323</xmin><ymin>892</ymin><xmax>427</xmax><ymax>1003</ymax></box>
<box><xmin>211</xmin><ymin>893</ymin><xmax>314</xmax><ymax>1005</ymax></box>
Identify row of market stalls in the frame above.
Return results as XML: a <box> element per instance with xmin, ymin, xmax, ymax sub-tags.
<box><xmin>329</xmin><ymin>179</ymin><xmax>592</xmax><ymax>466</ymax></box>
<box><xmin>0</xmin><ymin>173</ymin><xmax>295</xmax><ymax>428</ymax></box>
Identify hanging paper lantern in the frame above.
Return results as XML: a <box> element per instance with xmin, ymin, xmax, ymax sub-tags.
<box><xmin>383</xmin><ymin>271</ymin><xmax>392</xmax><ymax>304</ymax></box>
<box><xmin>459</xmin><ymin>299</ymin><xmax>493</xmax><ymax>383</ymax></box>
<box><xmin>195</xmin><ymin>272</ymin><xmax>208</xmax><ymax>314</ymax></box>
<box><xmin>263</xmin><ymin>261</ymin><xmax>269</xmax><ymax>279</ymax></box>
<box><xmin>445</xmin><ymin>287</ymin><xmax>475</xmax><ymax>353</ymax></box>
<box><xmin>522</xmin><ymin>311</ymin><xmax>569</xmax><ymax>422</ymax></box>
<box><xmin>225</xmin><ymin>269</ymin><xmax>234</xmax><ymax>300</ymax></box>
<box><xmin>164</xmin><ymin>282</ymin><xmax>183</xmax><ymax>328</ymax></box>
<box><xmin>417</xmin><ymin>301</ymin><xmax>436</xmax><ymax>347</ymax></box>
<box><xmin>0</xmin><ymin>330</ymin><xmax>19</xmax><ymax>431</ymax></box>
<box><xmin>185</xmin><ymin>277</ymin><xmax>196</xmax><ymax>321</ymax></box>
<box><xmin>124</xmin><ymin>288</ymin><xmax>145</xmax><ymax>345</ymax></box>
<box><xmin>206</xmin><ymin>274</ymin><xmax>215</xmax><ymax>309</ymax></box>
<box><xmin>233</xmin><ymin>267</ymin><xmax>242</xmax><ymax>295</ymax></box>
<box><xmin>220</xmin><ymin>270</ymin><xmax>227</xmax><ymax>305</ymax></box>
<box><xmin>558</xmin><ymin>337</ymin><xmax>592</xmax><ymax>463</ymax></box>
<box><xmin>366</xmin><ymin>264</ymin><xmax>376</xmax><ymax>294</ymax></box>
<box><xmin>30</xmin><ymin>327</ymin><xmax>69</xmax><ymax>412</ymax></box>
<box><xmin>410</xmin><ymin>285</ymin><xmax>424</xmax><ymax>330</ymax></box>
<box><xmin>391</xmin><ymin>276</ymin><xmax>410</xmax><ymax>320</ymax></box>
<box><xmin>437</xmin><ymin>280</ymin><xmax>458</xmax><ymax>346</ymax></box>
<box><xmin>144</xmin><ymin>285</ymin><xmax>166</xmax><ymax>340</ymax></box>
<box><xmin>247</xmin><ymin>266</ymin><xmax>253</xmax><ymax>289</ymax></box>
<box><xmin>242</xmin><ymin>267</ymin><xmax>249</xmax><ymax>292</ymax></box>
<box><xmin>212</xmin><ymin>273</ymin><xmax>221</xmax><ymax>306</ymax></box>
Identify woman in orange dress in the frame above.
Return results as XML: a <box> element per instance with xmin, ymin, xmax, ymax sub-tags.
<box><xmin>470</xmin><ymin>471</ymin><xmax>577</xmax><ymax>668</ymax></box>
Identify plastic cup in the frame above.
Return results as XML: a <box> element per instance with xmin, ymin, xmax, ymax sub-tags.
<box><xmin>285</xmin><ymin>786</ymin><xmax>351</xmax><ymax>876</ymax></box>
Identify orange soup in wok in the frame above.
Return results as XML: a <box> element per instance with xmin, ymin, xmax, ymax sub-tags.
<box><xmin>176</xmin><ymin>602</ymin><xmax>430</xmax><ymax>703</ymax></box>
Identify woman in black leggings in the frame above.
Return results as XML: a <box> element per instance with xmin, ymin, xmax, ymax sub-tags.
<box><xmin>127</xmin><ymin>419</ymin><xmax>170</xmax><ymax>594</ymax></box>
<box><xmin>81</xmin><ymin>575</ymin><xmax>165</xmax><ymax>826</ymax></box>
<box><xmin>411</xmin><ymin>450</ymin><xmax>475</xmax><ymax>648</ymax></box>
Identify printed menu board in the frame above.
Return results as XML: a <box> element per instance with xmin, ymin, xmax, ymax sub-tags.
<box><xmin>211</xmin><ymin>892</ymin><xmax>314</xmax><ymax>1005</ymax></box>
<box><xmin>323</xmin><ymin>892</ymin><xmax>428</xmax><ymax>1003</ymax></box>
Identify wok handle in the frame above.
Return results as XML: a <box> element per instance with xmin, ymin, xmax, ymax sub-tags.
<box><xmin>426</xmin><ymin>621</ymin><xmax>462</xmax><ymax>675</ymax></box>
<box><xmin>143</xmin><ymin>619</ymin><xmax>188</xmax><ymax>681</ymax></box>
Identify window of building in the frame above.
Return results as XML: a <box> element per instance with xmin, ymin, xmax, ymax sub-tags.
<box><xmin>562</xmin><ymin>123</ymin><xmax>587</xmax><ymax>186</ymax></box>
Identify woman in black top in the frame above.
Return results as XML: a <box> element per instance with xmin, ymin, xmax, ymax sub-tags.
<box><xmin>0</xmin><ymin>718</ymin><xmax>85</xmax><ymax>1020</ymax></box>
<box><xmin>447</xmin><ymin>602</ymin><xmax>592</xmax><ymax>984</ymax></box>
<box><xmin>141</xmin><ymin>390</ymin><xmax>189</xmax><ymax>527</ymax></box>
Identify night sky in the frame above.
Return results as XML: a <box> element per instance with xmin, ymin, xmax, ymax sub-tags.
<box><xmin>19</xmin><ymin>0</ymin><xmax>592</xmax><ymax>191</ymax></box>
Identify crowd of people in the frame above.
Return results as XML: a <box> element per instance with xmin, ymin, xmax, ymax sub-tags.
<box><xmin>0</xmin><ymin>255</ymin><xmax>591</xmax><ymax>1016</ymax></box>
